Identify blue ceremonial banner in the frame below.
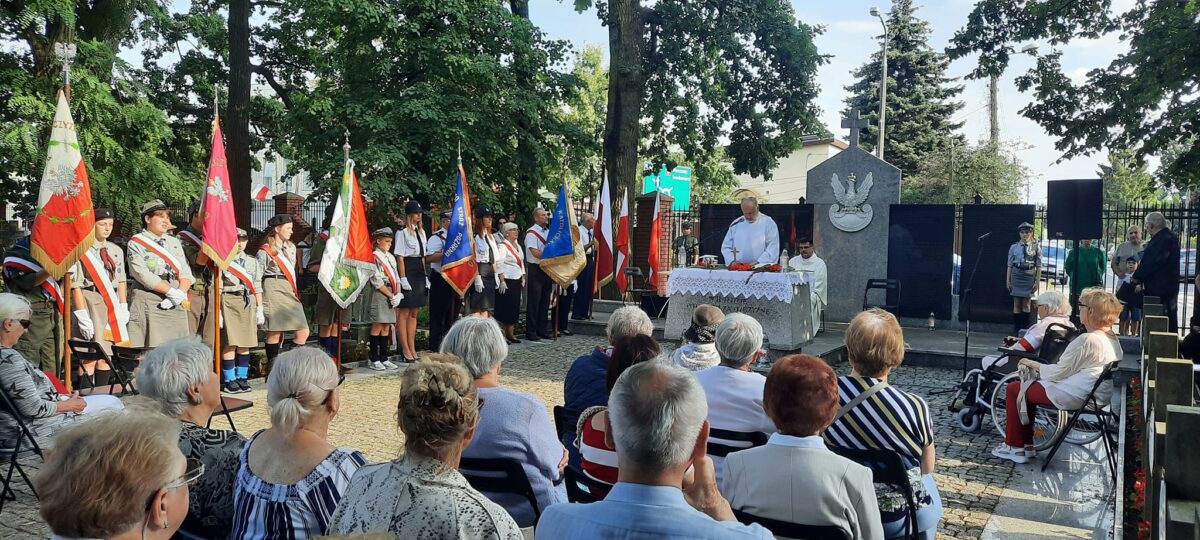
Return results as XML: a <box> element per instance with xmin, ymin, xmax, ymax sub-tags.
<box><xmin>440</xmin><ymin>163</ymin><xmax>477</xmax><ymax>297</ymax></box>
<box><xmin>539</xmin><ymin>182</ymin><xmax>586</xmax><ymax>286</ymax></box>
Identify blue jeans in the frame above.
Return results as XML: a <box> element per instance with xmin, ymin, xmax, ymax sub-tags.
<box><xmin>882</xmin><ymin>474</ymin><xmax>943</xmax><ymax>540</ymax></box>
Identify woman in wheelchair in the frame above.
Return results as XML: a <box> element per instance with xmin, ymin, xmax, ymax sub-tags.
<box><xmin>992</xmin><ymin>288</ymin><xmax>1122</xmax><ymax>464</ymax></box>
<box><xmin>980</xmin><ymin>291</ymin><xmax>1074</xmax><ymax>376</ymax></box>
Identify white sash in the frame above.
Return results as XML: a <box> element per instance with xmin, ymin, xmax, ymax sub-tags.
<box><xmin>131</xmin><ymin>233</ymin><xmax>184</xmax><ymax>277</ymax></box>
<box><xmin>226</xmin><ymin>259</ymin><xmax>257</xmax><ymax>295</ymax></box>
<box><xmin>79</xmin><ymin>248</ymin><xmax>128</xmax><ymax>343</ymax></box>
<box><xmin>1</xmin><ymin>256</ymin><xmax>64</xmax><ymax>314</ymax></box>
<box><xmin>261</xmin><ymin>244</ymin><xmax>298</xmax><ymax>296</ymax></box>
<box><xmin>177</xmin><ymin>229</ymin><xmax>201</xmax><ymax>247</ymax></box>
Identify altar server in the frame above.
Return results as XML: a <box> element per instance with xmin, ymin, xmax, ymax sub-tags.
<box><xmin>69</xmin><ymin>208</ymin><xmax>126</xmax><ymax>387</ymax></box>
<box><xmin>787</xmin><ymin>237</ymin><xmax>827</xmax><ymax>336</ymax></box>
<box><xmin>721</xmin><ymin>197</ymin><xmax>780</xmax><ymax>265</ymax></box>
<box><xmin>257</xmin><ymin>214</ymin><xmax>309</xmax><ymax>372</ymax></box>
<box><xmin>468</xmin><ymin>205</ymin><xmax>500</xmax><ymax>317</ymax></box>
<box><xmin>220</xmin><ymin>229</ymin><xmax>263</xmax><ymax>393</ymax></box>
<box><xmin>127</xmin><ymin>199</ymin><xmax>194</xmax><ymax>348</ymax></box>
<box><xmin>394</xmin><ymin>200</ymin><xmax>428</xmax><ymax>362</ymax></box>
<box><xmin>370</xmin><ymin>227</ymin><xmax>401</xmax><ymax>371</ymax></box>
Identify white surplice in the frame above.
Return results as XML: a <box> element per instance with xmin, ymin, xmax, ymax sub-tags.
<box><xmin>720</xmin><ymin>214</ymin><xmax>780</xmax><ymax>265</ymax></box>
<box><xmin>789</xmin><ymin>253</ymin><xmax>827</xmax><ymax>333</ymax></box>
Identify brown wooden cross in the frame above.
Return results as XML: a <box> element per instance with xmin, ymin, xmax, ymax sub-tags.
<box><xmin>841</xmin><ymin>108</ymin><xmax>869</xmax><ymax>149</ymax></box>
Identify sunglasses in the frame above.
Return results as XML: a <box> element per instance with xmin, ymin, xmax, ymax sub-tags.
<box><xmin>320</xmin><ymin>373</ymin><xmax>346</xmax><ymax>405</ymax></box>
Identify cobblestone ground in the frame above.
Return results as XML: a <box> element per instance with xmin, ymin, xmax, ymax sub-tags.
<box><xmin>2</xmin><ymin>335</ymin><xmax>1013</xmax><ymax>539</ymax></box>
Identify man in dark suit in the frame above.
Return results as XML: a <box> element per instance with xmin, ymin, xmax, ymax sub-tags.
<box><xmin>1131</xmin><ymin>211</ymin><xmax>1181</xmax><ymax>332</ymax></box>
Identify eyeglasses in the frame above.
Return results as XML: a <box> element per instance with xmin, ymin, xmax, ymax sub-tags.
<box><xmin>165</xmin><ymin>457</ymin><xmax>206</xmax><ymax>490</ymax></box>
<box><xmin>17</xmin><ymin>319</ymin><xmax>31</xmax><ymax>329</ymax></box>
<box><xmin>320</xmin><ymin>373</ymin><xmax>346</xmax><ymax>405</ymax></box>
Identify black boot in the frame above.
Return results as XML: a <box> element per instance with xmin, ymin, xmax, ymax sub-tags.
<box><xmin>265</xmin><ymin>342</ymin><xmax>282</xmax><ymax>375</ymax></box>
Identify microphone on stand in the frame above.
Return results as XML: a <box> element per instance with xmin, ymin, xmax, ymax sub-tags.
<box><xmin>976</xmin><ymin>231</ymin><xmax>992</xmax><ymax>242</ymax></box>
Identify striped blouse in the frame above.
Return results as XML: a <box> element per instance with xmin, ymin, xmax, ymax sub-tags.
<box><xmin>823</xmin><ymin>375</ymin><xmax>934</xmax><ymax>469</ymax></box>
<box><xmin>577</xmin><ymin>406</ymin><xmax>616</xmax><ymax>496</ymax></box>
<box><xmin>229</xmin><ymin>430</ymin><xmax>368</xmax><ymax>539</ymax></box>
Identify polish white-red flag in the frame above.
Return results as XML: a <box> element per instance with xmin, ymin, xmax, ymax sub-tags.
<box><xmin>252</xmin><ymin>183</ymin><xmax>274</xmax><ymax>202</ymax></box>
<box><xmin>30</xmin><ymin>90</ymin><xmax>96</xmax><ymax>279</ymax></box>
<box><xmin>647</xmin><ymin>189</ymin><xmax>662</xmax><ymax>289</ymax></box>
<box><xmin>592</xmin><ymin>172</ymin><xmax>614</xmax><ymax>293</ymax></box>
<box><xmin>613</xmin><ymin>188</ymin><xmax>631</xmax><ymax>292</ymax></box>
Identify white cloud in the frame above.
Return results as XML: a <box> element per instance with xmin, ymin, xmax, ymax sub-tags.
<box><xmin>831</xmin><ymin>19</ymin><xmax>884</xmax><ymax>35</ymax></box>
<box><xmin>1067</xmin><ymin>67</ymin><xmax>1091</xmax><ymax>85</ymax></box>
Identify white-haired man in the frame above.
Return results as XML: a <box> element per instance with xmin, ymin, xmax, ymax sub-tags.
<box><xmin>720</xmin><ymin>197</ymin><xmax>780</xmax><ymax>266</ymax></box>
<box><xmin>537</xmin><ymin>361</ymin><xmax>770</xmax><ymax>539</ymax></box>
<box><xmin>1131</xmin><ymin>211</ymin><xmax>1181</xmax><ymax>331</ymax></box>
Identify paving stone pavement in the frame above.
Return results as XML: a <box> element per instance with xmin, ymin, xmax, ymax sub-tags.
<box><xmin>2</xmin><ymin>335</ymin><xmax>1014</xmax><ymax>539</ymax></box>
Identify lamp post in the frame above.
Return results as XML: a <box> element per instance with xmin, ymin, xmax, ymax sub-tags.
<box><xmin>869</xmin><ymin>6</ymin><xmax>888</xmax><ymax>161</ymax></box>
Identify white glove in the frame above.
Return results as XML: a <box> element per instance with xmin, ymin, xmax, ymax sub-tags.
<box><xmin>390</xmin><ymin>293</ymin><xmax>404</xmax><ymax>307</ymax></box>
<box><xmin>495</xmin><ymin>274</ymin><xmax>503</xmax><ymax>289</ymax></box>
<box><xmin>166</xmin><ymin>287</ymin><xmax>187</xmax><ymax>307</ymax></box>
<box><xmin>116</xmin><ymin>303</ymin><xmax>129</xmax><ymax>326</ymax></box>
<box><xmin>473</xmin><ymin>275</ymin><xmax>484</xmax><ymax>292</ymax></box>
<box><xmin>158</xmin><ymin>298</ymin><xmax>174</xmax><ymax>309</ymax></box>
<box><xmin>73</xmin><ymin>309</ymin><xmax>94</xmax><ymax>340</ymax></box>
<box><xmin>570</xmin><ymin>280</ymin><xmax>578</xmax><ymax>293</ymax></box>
<box><xmin>425</xmin><ymin>277</ymin><xmax>431</xmax><ymax>289</ymax></box>
<box><xmin>400</xmin><ymin>277</ymin><xmax>412</xmax><ymax>291</ymax></box>
<box><xmin>498</xmin><ymin>277</ymin><xmax>508</xmax><ymax>294</ymax></box>
<box><xmin>256</xmin><ymin>305</ymin><xmax>265</xmax><ymax>325</ymax></box>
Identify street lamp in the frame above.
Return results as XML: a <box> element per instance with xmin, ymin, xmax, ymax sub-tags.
<box><xmin>869</xmin><ymin>7</ymin><xmax>889</xmax><ymax>161</ymax></box>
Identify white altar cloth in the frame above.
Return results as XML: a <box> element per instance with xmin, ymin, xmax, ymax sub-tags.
<box><xmin>666</xmin><ymin>268</ymin><xmax>810</xmax><ymax>304</ymax></box>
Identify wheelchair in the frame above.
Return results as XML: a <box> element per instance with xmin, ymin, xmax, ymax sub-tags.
<box><xmin>949</xmin><ymin>323</ymin><xmax>1083</xmax><ymax>450</ymax></box>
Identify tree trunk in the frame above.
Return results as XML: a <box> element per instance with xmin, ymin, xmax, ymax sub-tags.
<box><xmin>604</xmin><ymin>0</ymin><xmax>645</xmax><ymax>203</ymax></box>
<box><xmin>227</xmin><ymin>0</ymin><xmax>253</xmax><ymax>228</ymax></box>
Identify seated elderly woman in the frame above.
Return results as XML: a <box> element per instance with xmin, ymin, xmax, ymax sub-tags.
<box><xmin>564</xmin><ymin>305</ymin><xmax>654</xmax><ymax>412</ymax></box>
<box><xmin>981</xmin><ymin>290</ymin><xmax>1075</xmax><ymax>373</ymax></box>
<box><xmin>824</xmin><ymin>308</ymin><xmax>943</xmax><ymax>540</ymax></box>
<box><xmin>37</xmin><ymin>411</ymin><xmax>195</xmax><ymax>540</ymax></box>
<box><xmin>230</xmin><ymin>347</ymin><xmax>368</xmax><ymax>539</ymax></box>
<box><xmin>329</xmin><ymin>360</ymin><xmax>522</xmax><ymax>538</ymax></box>
<box><xmin>577</xmin><ymin>334</ymin><xmax>662</xmax><ymax>492</ymax></box>
<box><xmin>441</xmin><ymin>317</ymin><xmax>567</xmax><ymax>527</ymax></box>
<box><xmin>695</xmin><ymin>313</ymin><xmax>777</xmax><ymax>485</ymax></box>
<box><xmin>671</xmin><ymin>304</ymin><xmax>725</xmax><ymax>371</ymax></box>
<box><xmin>0</xmin><ymin>292</ymin><xmax>124</xmax><ymax>450</ymax></box>
<box><xmin>724</xmin><ymin>354</ymin><xmax>884</xmax><ymax>540</ymax></box>
<box><xmin>139</xmin><ymin>336</ymin><xmax>246</xmax><ymax>539</ymax></box>
<box><xmin>993</xmin><ymin>288</ymin><xmax>1122</xmax><ymax>464</ymax></box>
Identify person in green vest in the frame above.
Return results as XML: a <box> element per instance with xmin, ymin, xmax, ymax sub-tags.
<box><xmin>1065</xmin><ymin>239</ymin><xmax>1107</xmax><ymax>317</ymax></box>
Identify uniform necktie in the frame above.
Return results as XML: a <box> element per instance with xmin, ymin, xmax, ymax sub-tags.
<box><xmin>100</xmin><ymin>247</ymin><xmax>116</xmax><ymax>281</ymax></box>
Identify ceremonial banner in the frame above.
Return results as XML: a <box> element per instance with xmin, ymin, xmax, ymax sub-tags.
<box><xmin>540</xmin><ymin>183</ymin><xmax>586</xmax><ymax>287</ymax></box>
<box><xmin>647</xmin><ymin>189</ymin><xmax>663</xmax><ymax>288</ymax></box>
<box><xmin>31</xmin><ymin>90</ymin><xmax>96</xmax><ymax>278</ymax></box>
<box><xmin>614</xmin><ymin>188</ymin><xmax>631</xmax><ymax>292</ymax></box>
<box><xmin>318</xmin><ymin>160</ymin><xmax>375</xmax><ymax>308</ymax></box>
<box><xmin>441</xmin><ymin>163</ymin><xmax>477</xmax><ymax>297</ymax></box>
<box><xmin>593</xmin><ymin>172</ymin><xmax>615</xmax><ymax>292</ymax></box>
<box><xmin>200</xmin><ymin>115</ymin><xmax>238</xmax><ymax>270</ymax></box>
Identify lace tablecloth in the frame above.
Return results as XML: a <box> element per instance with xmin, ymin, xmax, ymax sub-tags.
<box><xmin>666</xmin><ymin>268</ymin><xmax>810</xmax><ymax>304</ymax></box>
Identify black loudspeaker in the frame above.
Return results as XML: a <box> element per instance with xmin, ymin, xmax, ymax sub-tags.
<box><xmin>1046</xmin><ymin>179</ymin><xmax>1103</xmax><ymax>239</ymax></box>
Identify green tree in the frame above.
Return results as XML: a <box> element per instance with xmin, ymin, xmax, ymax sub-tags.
<box><xmin>560</xmin><ymin>45</ymin><xmax>608</xmax><ymax>198</ymax></box>
<box><xmin>0</xmin><ymin>1</ymin><xmax>199</xmax><ymax>224</ymax></box>
<box><xmin>843</xmin><ymin>0</ymin><xmax>964</xmax><ymax>177</ymax></box>
<box><xmin>901</xmin><ymin>141</ymin><xmax>1028</xmax><ymax>204</ymax></box>
<box><xmin>572</xmin><ymin>0</ymin><xmax>825</xmax><ymax>202</ymax></box>
<box><xmin>1099</xmin><ymin>149</ymin><xmax>1158</xmax><ymax>206</ymax></box>
<box><xmin>947</xmin><ymin>1</ymin><xmax>1200</xmax><ymax>196</ymax></box>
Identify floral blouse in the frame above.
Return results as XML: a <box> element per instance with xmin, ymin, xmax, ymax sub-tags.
<box><xmin>177</xmin><ymin>421</ymin><xmax>247</xmax><ymax>539</ymax></box>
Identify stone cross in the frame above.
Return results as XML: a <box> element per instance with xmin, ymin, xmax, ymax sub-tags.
<box><xmin>841</xmin><ymin>108</ymin><xmax>869</xmax><ymax>149</ymax></box>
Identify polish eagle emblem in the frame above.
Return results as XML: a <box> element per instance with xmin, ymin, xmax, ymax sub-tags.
<box><xmin>828</xmin><ymin>172</ymin><xmax>874</xmax><ymax>232</ymax></box>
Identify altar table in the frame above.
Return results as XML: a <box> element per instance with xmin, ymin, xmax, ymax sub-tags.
<box><xmin>664</xmin><ymin>268</ymin><xmax>813</xmax><ymax>350</ymax></box>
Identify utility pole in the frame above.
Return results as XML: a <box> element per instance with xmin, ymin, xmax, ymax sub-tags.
<box><xmin>870</xmin><ymin>7</ymin><xmax>889</xmax><ymax>161</ymax></box>
<box><xmin>988</xmin><ymin>75</ymin><xmax>1000</xmax><ymax>148</ymax></box>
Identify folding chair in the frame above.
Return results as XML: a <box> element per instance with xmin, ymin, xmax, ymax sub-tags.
<box><xmin>66</xmin><ymin>339</ymin><xmax>132</xmax><ymax>396</ymax></box>
<box><xmin>110</xmin><ymin>344</ymin><xmax>152</xmax><ymax>395</ymax></box>
<box><xmin>563</xmin><ymin>465</ymin><xmax>612</xmax><ymax>503</ymax></box>
<box><xmin>706</xmin><ymin>428</ymin><xmax>769</xmax><ymax>458</ymax></box>
<box><xmin>732</xmin><ymin>508</ymin><xmax>852</xmax><ymax>540</ymax></box>
<box><xmin>0</xmin><ymin>383</ymin><xmax>44</xmax><ymax>515</ymax></box>
<box><xmin>862</xmin><ymin>279</ymin><xmax>901</xmax><ymax>315</ymax></box>
<box><xmin>828</xmin><ymin>446</ymin><xmax>920</xmax><ymax>540</ymax></box>
<box><xmin>1039</xmin><ymin>361</ymin><xmax>1120</xmax><ymax>476</ymax></box>
<box><xmin>208</xmin><ymin>396</ymin><xmax>254</xmax><ymax>435</ymax></box>
<box><xmin>552</xmin><ymin>405</ymin><xmax>584</xmax><ymax>444</ymax></box>
<box><xmin>458</xmin><ymin>457</ymin><xmax>543</xmax><ymax>526</ymax></box>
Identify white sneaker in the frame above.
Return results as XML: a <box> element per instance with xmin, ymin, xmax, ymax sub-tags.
<box><xmin>991</xmin><ymin>443</ymin><xmax>1030</xmax><ymax>464</ymax></box>
<box><xmin>369</xmin><ymin>361</ymin><xmax>387</xmax><ymax>371</ymax></box>
<box><xmin>382</xmin><ymin>360</ymin><xmax>398</xmax><ymax>369</ymax></box>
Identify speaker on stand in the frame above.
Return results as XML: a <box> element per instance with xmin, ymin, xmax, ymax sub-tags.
<box><xmin>1046</xmin><ymin>179</ymin><xmax>1104</xmax><ymax>320</ymax></box>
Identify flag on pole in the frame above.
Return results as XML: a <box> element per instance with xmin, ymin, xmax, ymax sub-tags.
<box><xmin>252</xmin><ymin>183</ymin><xmax>274</xmax><ymax>202</ymax></box>
<box><xmin>199</xmin><ymin>115</ymin><xmax>238</xmax><ymax>270</ymax></box>
<box><xmin>30</xmin><ymin>90</ymin><xmax>95</xmax><ymax>279</ymax></box>
<box><xmin>647</xmin><ymin>189</ymin><xmax>663</xmax><ymax>289</ymax></box>
<box><xmin>441</xmin><ymin>162</ymin><xmax>477</xmax><ymax>296</ymax></box>
<box><xmin>541</xmin><ymin>183</ymin><xmax>586</xmax><ymax>286</ymax></box>
<box><xmin>593</xmin><ymin>172</ymin><xmax>614</xmax><ymax>293</ymax></box>
<box><xmin>613</xmin><ymin>188</ymin><xmax>631</xmax><ymax>292</ymax></box>
<box><xmin>318</xmin><ymin>160</ymin><xmax>374</xmax><ymax>307</ymax></box>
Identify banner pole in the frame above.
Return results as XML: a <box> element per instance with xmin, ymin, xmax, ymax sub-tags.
<box><xmin>335</xmin><ymin>308</ymin><xmax>342</xmax><ymax>369</ymax></box>
<box><xmin>62</xmin><ymin>275</ymin><xmax>72</xmax><ymax>392</ymax></box>
<box><xmin>213</xmin><ymin>269</ymin><xmax>222</xmax><ymax>377</ymax></box>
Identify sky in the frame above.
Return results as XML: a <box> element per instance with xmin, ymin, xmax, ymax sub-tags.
<box><xmin>529</xmin><ymin>0</ymin><xmax>1137</xmax><ymax>205</ymax></box>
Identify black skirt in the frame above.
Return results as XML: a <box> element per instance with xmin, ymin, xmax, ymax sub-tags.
<box><xmin>466</xmin><ymin>262</ymin><xmax>496</xmax><ymax>313</ymax></box>
<box><xmin>397</xmin><ymin>256</ymin><xmax>428</xmax><ymax>308</ymax></box>
<box><xmin>495</xmin><ymin>278</ymin><xmax>524</xmax><ymax>324</ymax></box>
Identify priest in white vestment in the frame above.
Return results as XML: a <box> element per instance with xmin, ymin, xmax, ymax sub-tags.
<box><xmin>788</xmin><ymin>238</ymin><xmax>827</xmax><ymax>335</ymax></box>
<box><xmin>721</xmin><ymin>197</ymin><xmax>780</xmax><ymax>265</ymax></box>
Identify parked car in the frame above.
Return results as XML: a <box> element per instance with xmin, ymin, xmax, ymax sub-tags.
<box><xmin>1041</xmin><ymin>243</ymin><xmax>1068</xmax><ymax>285</ymax></box>
<box><xmin>1181</xmin><ymin>248</ymin><xmax>1196</xmax><ymax>282</ymax></box>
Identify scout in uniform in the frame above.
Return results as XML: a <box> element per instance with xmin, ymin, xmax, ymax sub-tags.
<box><xmin>2</xmin><ymin>235</ymin><xmax>64</xmax><ymax>371</ymax></box>
<box><xmin>1006</xmin><ymin>222</ymin><xmax>1041</xmax><ymax>335</ymax></box>
<box><xmin>467</xmin><ymin>205</ymin><xmax>499</xmax><ymax>317</ymax></box>
<box><xmin>126</xmin><ymin>199</ymin><xmax>194</xmax><ymax>348</ymax></box>
<box><xmin>307</xmin><ymin>204</ymin><xmax>347</xmax><ymax>360</ymax></box>
<box><xmin>369</xmin><ymin>227</ymin><xmax>402</xmax><ymax>371</ymax></box>
<box><xmin>177</xmin><ymin>204</ymin><xmax>215</xmax><ymax>347</ymax></box>
<box><xmin>393</xmin><ymin>200</ymin><xmax>428</xmax><ymax>362</ymax></box>
<box><xmin>69</xmin><ymin>208</ymin><xmax>128</xmax><ymax>387</ymax></box>
<box><xmin>258</xmin><ymin>214</ymin><xmax>309</xmax><ymax>371</ymax></box>
<box><xmin>219</xmin><ymin>229</ymin><xmax>263</xmax><ymax>393</ymax></box>
<box><xmin>425</xmin><ymin>210</ymin><xmax>459</xmax><ymax>350</ymax></box>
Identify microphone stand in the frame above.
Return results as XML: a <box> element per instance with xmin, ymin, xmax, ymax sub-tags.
<box><xmin>960</xmin><ymin>234</ymin><xmax>989</xmax><ymax>379</ymax></box>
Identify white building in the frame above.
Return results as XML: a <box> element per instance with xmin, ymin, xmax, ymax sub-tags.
<box><xmin>732</xmin><ymin>137</ymin><xmax>846</xmax><ymax>203</ymax></box>
<box><xmin>253</xmin><ymin>151</ymin><xmax>312</xmax><ymax>197</ymax></box>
